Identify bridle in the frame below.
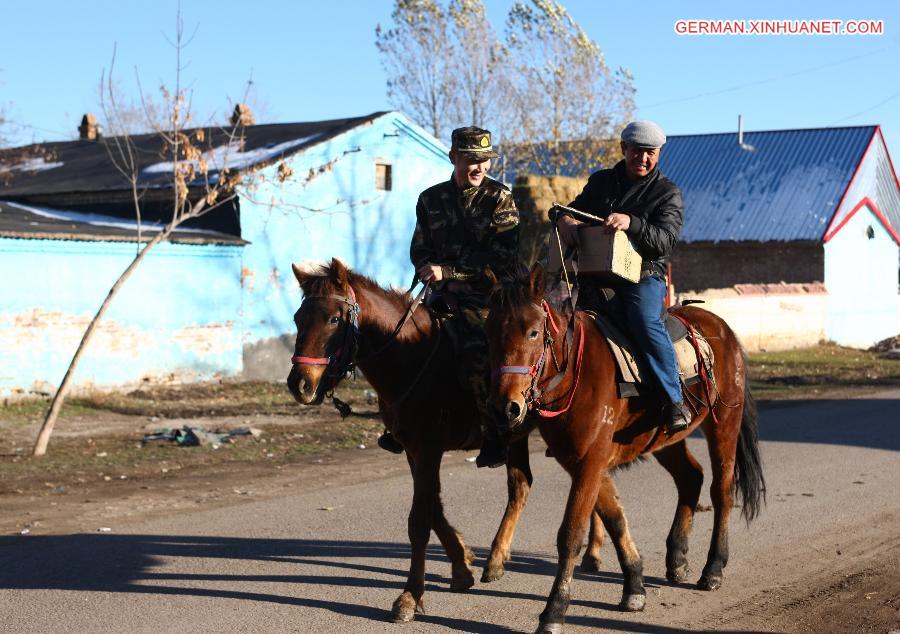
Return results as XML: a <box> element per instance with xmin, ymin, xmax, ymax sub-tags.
<box><xmin>289</xmin><ymin>280</ymin><xmax>436</xmax><ymax>412</ymax></box>
<box><xmin>291</xmin><ymin>288</ymin><xmax>361</xmax><ymax>393</ymax></box>
<box><xmin>494</xmin><ymin>300</ymin><xmax>585</xmax><ymax>418</ymax></box>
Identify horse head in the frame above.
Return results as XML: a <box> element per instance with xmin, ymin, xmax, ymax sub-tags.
<box><xmin>486</xmin><ymin>263</ymin><xmax>552</xmax><ymax>431</ymax></box>
<box><xmin>287</xmin><ymin>258</ymin><xmax>359</xmax><ymax>405</ymax></box>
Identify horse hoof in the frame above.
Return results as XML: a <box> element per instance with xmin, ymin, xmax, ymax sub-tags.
<box><xmin>534</xmin><ymin>623</ymin><xmax>563</xmax><ymax>634</ymax></box>
<box><xmin>580</xmin><ymin>555</ymin><xmax>601</xmax><ymax>572</ymax></box>
<box><xmin>450</xmin><ymin>569</ymin><xmax>475</xmax><ymax>592</ymax></box>
<box><xmin>390</xmin><ymin>592</ymin><xmax>419</xmax><ymax>623</ymax></box>
<box><xmin>481</xmin><ymin>564</ymin><xmax>505</xmax><ymax>583</ymax></box>
<box><xmin>697</xmin><ymin>574</ymin><xmax>722</xmax><ymax>591</ymax></box>
<box><xmin>666</xmin><ymin>564</ymin><xmax>690</xmax><ymax>584</ymax></box>
<box><xmin>619</xmin><ymin>593</ymin><xmax>646</xmax><ymax>612</ymax></box>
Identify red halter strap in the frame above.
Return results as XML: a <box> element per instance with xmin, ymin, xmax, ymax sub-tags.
<box><xmin>533</xmin><ymin>322</ymin><xmax>584</xmax><ymax>418</ymax></box>
<box><xmin>494</xmin><ymin>300</ymin><xmax>554</xmax><ymax>380</ymax></box>
<box><xmin>291</xmin><ymin>356</ymin><xmax>331</xmax><ymax>365</ymax></box>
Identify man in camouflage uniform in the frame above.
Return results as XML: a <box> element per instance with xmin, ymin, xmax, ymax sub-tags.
<box><xmin>382</xmin><ymin>126</ymin><xmax>521</xmax><ymax>467</ymax></box>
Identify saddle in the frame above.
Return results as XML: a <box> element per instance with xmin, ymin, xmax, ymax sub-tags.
<box><xmin>581</xmin><ymin>287</ymin><xmax>714</xmax><ymax>399</ymax></box>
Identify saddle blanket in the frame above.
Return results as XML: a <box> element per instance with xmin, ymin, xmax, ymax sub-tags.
<box><xmin>586</xmin><ymin>310</ymin><xmax>714</xmax><ymax>399</ymax></box>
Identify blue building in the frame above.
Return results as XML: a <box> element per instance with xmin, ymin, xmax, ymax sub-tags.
<box><xmin>0</xmin><ymin>110</ymin><xmax>450</xmax><ymax>394</ymax></box>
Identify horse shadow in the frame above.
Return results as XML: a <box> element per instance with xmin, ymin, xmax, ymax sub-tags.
<box><xmin>0</xmin><ymin>533</ymin><xmax>744</xmax><ymax>633</ymax></box>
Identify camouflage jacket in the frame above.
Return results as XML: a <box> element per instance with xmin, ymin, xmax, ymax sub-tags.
<box><xmin>410</xmin><ymin>175</ymin><xmax>521</xmax><ymax>291</ymax></box>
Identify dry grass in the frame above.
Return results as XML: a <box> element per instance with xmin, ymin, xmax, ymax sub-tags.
<box><xmin>748</xmin><ymin>343</ymin><xmax>900</xmax><ymax>399</ymax></box>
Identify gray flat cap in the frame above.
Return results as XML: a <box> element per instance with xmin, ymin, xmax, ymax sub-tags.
<box><xmin>621</xmin><ymin>120</ymin><xmax>666</xmax><ymax>148</ymax></box>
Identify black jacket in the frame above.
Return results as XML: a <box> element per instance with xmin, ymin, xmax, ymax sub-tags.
<box><xmin>562</xmin><ymin>160</ymin><xmax>684</xmax><ymax>277</ymax></box>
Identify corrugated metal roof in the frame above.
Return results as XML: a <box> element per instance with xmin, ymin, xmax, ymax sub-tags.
<box><xmin>659</xmin><ymin>125</ymin><xmax>877</xmax><ymax>243</ymax></box>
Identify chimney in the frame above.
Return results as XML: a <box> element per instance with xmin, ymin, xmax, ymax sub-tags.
<box><xmin>78</xmin><ymin>113</ymin><xmax>101</xmax><ymax>141</ymax></box>
<box><xmin>737</xmin><ymin>114</ymin><xmax>755</xmax><ymax>152</ymax></box>
<box><xmin>230</xmin><ymin>103</ymin><xmax>255</xmax><ymax>127</ymax></box>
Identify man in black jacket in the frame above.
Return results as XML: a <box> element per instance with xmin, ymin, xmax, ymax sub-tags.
<box><xmin>555</xmin><ymin>120</ymin><xmax>690</xmax><ymax>434</ymax></box>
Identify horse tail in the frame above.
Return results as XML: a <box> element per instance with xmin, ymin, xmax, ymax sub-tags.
<box><xmin>733</xmin><ymin>360</ymin><xmax>766</xmax><ymax>523</ymax></box>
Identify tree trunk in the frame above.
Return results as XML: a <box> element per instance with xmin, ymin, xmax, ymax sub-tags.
<box><xmin>32</xmin><ymin>227</ymin><xmax>171</xmax><ymax>456</ymax></box>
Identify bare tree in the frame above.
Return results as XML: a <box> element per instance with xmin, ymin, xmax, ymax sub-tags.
<box><xmin>98</xmin><ymin>76</ymin><xmax>172</xmax><ymax>136</ymax></box>
<box><xmin>32</xmin><ymin>14</ymin><xmax>267</xmax><ymax>456</ymax></box>
<box><xmin>503</xmin><ymin>0</ymin><xmax>635</xmax><ymax>176</ymax></box>
<box><xmin>0</xmin><ymin>104</ymin><xmax>10</xmax><ymax>149</ymax></box>
<box><xmin>376</xmin><ymin>0</ymin><xmax>458</xmax><ymax>140</ymax></box>
<box><xmin>446</xmin><ymin>0</ymin><xmax>507</xmax><ymax>132</ymax></box>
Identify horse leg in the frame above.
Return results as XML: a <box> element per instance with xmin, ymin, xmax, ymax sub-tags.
<box><xmin>536</xmin><ymin>464</ymin><xmax>603</xmax><ymax>634</ymax></box>
<box><xmin>654</xmin><ymin>440</ymin><xmax>704</xmax><ymax>584</ymax></box>
<box><xmin>698</xmin><ymin>414</ymin><xmax>739</xmax><ymax>591</ymax></box>
<box><xmin>431</xmin><ymin>488</ymin><xmax>476</xmax><ymax>592</ymax></box>
<box><xmin>483</xmin><ymin>435</ymin><xmax>533</xmax><ymax>582</ymax></box>
<box><xmin>595</xmin><ymin>472</ymin><xmax>646</xmax><ymax>612</ymax></box>
<box><xmin>580</xmin><ymin>510</ymin><xmax>605</xmax><ymax>572</ymax></box>
<box><xmin>390</xmin><ymin>447</ymin><xmax>442</xmax><ymax>623</ymax></box>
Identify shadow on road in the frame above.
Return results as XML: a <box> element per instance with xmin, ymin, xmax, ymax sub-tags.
<box><xmin>0</xmin><ymin>533</ymin><xmax>767</xmax><ymax>633</ymax></box>
<box><xmin>731</xmin><ymin>398</ymin><xmax>899</xmax><ymax>452</ymax></box>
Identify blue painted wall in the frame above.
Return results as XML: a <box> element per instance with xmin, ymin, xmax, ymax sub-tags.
<box><xmin>824</xmin><ymin>205</ymin><xmax>899</xmax><ymax>347</ymax></box>
<box><xmin>0</xmin><ymin>238</ymin><xmax>243</xmax><ymax>396</ymax></box>
<box><xmin>238</xmin><ymin>112</ymin><xmax>450</xmax><ymax>377</ymax></box>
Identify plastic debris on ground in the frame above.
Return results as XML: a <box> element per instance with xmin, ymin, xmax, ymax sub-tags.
<box><xmin>141</xmin><ymin>425</ymin><xmax>264</xmax><ymax>447</ymax></box>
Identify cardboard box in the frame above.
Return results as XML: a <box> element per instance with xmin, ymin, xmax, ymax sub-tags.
<box><xmin>547</xmin><ymin>226</ymin><xmax>643</xmax><ymax>283</ymax></box>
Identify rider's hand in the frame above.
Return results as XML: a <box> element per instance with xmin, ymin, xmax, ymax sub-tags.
<box><xmin>558</xmin><ymin>215</ymin><xmax>583</xmax><ymax>246</ymax></box>
<box><xmin>417</xmin><ymin>263</ymin><xmax>443</xmax><ymax>283</ymax></box>
<box><xmin>605</xmin><ymin>212</ymin><xmax>631</xmax><ymax>232</ymax></box>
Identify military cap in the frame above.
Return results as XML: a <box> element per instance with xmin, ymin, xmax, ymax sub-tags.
<box><xmin>621</xmin><ymin>120</ymin><xmax>666</xmax><ymax>148</ymax></box>
<box><xmin>451</xmin><ymin>126</ymin><xmax>499</xmax><ymax>160</ymax></box>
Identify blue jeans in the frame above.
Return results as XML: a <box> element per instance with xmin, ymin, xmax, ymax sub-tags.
<box><xmin>612</xmin><ymin>275</ymin><xmax>683</xmax><ymax>406</ymax></box>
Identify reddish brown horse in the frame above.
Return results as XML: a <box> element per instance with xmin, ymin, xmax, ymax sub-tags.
<box><xmin>286</xmin><ymin>259</ymin><xmax>605</xmax><ymax>623</ymax></box>
<box><xmin>485</xmin><ymin>265</ymin><xmax>765</xmax><ymax>634</ymax></box>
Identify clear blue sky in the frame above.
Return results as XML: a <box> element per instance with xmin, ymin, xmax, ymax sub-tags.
<box><xmin>2</xmin><ymin>1</ymin><xmax>899</xmax><ymax>159</ymax></box>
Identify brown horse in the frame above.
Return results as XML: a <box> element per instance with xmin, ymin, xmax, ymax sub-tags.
<box><xmin>485</xmin><ymin>265</ymin><xmax>765</xmax><ymax>634</ymax></box>
<box><xmin>285</xmin><ymin>259</ymin><xmax>605</xmax><ymax>623</ymax></box>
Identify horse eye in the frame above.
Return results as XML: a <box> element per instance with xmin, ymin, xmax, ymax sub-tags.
<box><xmin>529</xmin><ymin>329</ymin><xmax>540</xmax><ymax>339</ymax></box>
<box><xmin>329</xmin><ymin>315</ymin><xmax>341</xmax><ymax>325</ymax></box>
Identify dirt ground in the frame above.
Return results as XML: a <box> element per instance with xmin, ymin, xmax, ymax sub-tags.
<box><xmin>2</xmin><ymin>344</ymin><xmax>899</xmax><ymax>632</ymax></box>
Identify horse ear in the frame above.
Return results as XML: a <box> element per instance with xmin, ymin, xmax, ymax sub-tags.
<box><xmin>292</xmin><ymin>262</ymin><xmax>311</xmax><ymax>286</ymax></box>
<box><xmin>529</xmin><ymin>262</ymin><xmax>546</xmax><ymax>300</ymax></box>
<box><xmin>330</xmin><ymin>257</ymin><xmax>350</xmax><ymax>289</ymax></box>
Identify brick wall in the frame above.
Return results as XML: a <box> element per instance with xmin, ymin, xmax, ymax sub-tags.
<box><xmin>671</xmin><ymin>241</ymin><xmax>824</xmax><ymax>291</ymax></box>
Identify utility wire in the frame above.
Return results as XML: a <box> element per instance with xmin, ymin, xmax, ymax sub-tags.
<box><xmin>640</xmin><ymin>47</ymin><xmax>890</xmax><ymax>110</ymax></box>
<box><xmin>828</xmin><ymin>92</ymin><xmax>900</xmax><ymax>125</ymax></box>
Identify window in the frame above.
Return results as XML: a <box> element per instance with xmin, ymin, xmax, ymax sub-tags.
<box><xmin>375</xmin><ymin>163</ymin><xmax>393</xmax><ymax>191</ymax></box>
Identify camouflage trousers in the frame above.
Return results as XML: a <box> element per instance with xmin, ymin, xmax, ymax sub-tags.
<box><xmin>443</xmin><ymin>295</ymin><xmax>497</xmax><ymax>435</ymax></box>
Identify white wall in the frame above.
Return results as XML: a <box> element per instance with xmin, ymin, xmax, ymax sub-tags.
<box><xmin>825</xmin><ymin>204</ymin><xmax>900</xmax><ymax>347</ymax></box>
<box><xmin>675</xmin><ymin>287</ymin><xmax>827</xmax><ymax>352</ymax></box>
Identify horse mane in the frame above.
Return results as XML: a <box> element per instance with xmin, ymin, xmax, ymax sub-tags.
<box><xmin>298</xmin><ymin>262</ymin><xmax>410</xmax><ymax>308</ymax></box>
<box><xmin>489</xmin><ymin>277</ymin><xmax>536</xmax><ymax>312</ymax></box>
<box><xmin>297</xmin><ymin>261</ymin><xmax>425</xmax><ymax>339</ymax></box>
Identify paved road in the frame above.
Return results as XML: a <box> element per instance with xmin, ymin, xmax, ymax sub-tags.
<box><xmin>1</xmin><ymin>391</ymin><xmax>898</xmax><ymax>633</ymax></box>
